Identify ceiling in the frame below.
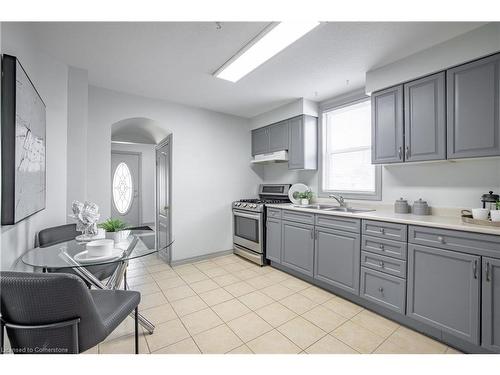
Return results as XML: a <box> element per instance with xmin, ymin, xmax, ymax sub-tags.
<box><xmin>26</xmin><ymin>21</ymin><xmax>485</xmax><ymax>118</ymax></box>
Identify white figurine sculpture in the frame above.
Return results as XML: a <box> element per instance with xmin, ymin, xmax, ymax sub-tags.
<box><xmin>70</xmin><ymin>200</ymin><xmax>101</xmax><ymax>239</ymax></box>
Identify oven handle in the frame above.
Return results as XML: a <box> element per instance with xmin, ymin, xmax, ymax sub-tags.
<box><xmin>233</xmin><ymin>211</ymin><xmax>262</xmax><ymax>220</ymax></box>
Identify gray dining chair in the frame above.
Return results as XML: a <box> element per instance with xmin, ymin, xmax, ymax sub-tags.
<box><xmin>0</xmin><ymin>271</ymin><xmax>140</xmax><ymax>354</ymax></box>
<box><xmin>36</xmin><ymin>224</ymin><xmax>123</xmax><ymax>284</ymax></box>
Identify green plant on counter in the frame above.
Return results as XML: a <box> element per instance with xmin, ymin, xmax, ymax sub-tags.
<box><xmin>98</xmin><ymin>218</ymin><xmax>128</xmax><ymax>232</ymax></box>
<box><xmin>297</xmin><ymin>190</ymin><xmax>313</xmax><ymax>200</ymax></box>
<box><xmin>497</xmin><ymin>200</ymin><xmax>500</xmax><ymax>210</ymax></box>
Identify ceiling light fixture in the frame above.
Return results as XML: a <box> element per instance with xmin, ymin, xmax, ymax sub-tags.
<box><xmin>214</xmin><ymin>21</ymin><xmax>320</xmax><ymax>83</ymax></box>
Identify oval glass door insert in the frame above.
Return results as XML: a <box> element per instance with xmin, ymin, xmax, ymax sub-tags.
<box><xmin>113</xmin><ymin>162</ymin><xmax>133</xmax><ymax>214</ymax></box>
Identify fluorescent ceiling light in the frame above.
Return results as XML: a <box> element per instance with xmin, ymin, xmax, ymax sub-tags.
<box><xmin>215</xmin><ymin>21</ymin><xmax>320</xmax><ymax>82</ymax></box>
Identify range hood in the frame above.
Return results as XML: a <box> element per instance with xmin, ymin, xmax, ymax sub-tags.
<box><xmin>251</xmin><ymin>150</ymin><xmax>288</xmax><ymax>164</ymax></box>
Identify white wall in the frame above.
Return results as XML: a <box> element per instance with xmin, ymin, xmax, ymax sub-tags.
<box><xmin>66</xmin><ymin>66</ymin><xmax>88</xmax><ymax>217</ymax></box>
<box><xmin>366</xmin><ymin>23</ymin><xmax>500</xmax><ymax>93</ymax></box>
<box><xmin>88</xmin><ymin>86</ymin><xmax>263</xmax><ymax>261</ymax></box>
<box><xmin>0</xmin><ymin>23</ymin><xmax>68</xmax><ymax>270</ymax></box>
<box><xmin>111</xmin><ymin>142</ymin><xmax>156</xmax><ymax>224</ymax></box>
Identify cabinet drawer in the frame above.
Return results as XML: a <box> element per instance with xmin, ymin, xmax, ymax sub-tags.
<box><xmin>408</xmin><ymin>225</ymin><xmax>500</xmax><ymax>258</ymax></box>
<box><xmin>361</xmin><ymin>251</ymin><xmax>407</xmax><ymax>278</ymax></box>
<box><xmin>282</xmin><ymin>209</ymin><xmax>315</xmax><ymax>225</ymax></box>
<box><xmin>362</xmin><ymin>220</ymin><xmax>407</xmax><ymax>242</ymax></box>
<box><xmin>267</xmin><ymin>208</ymin><xmax>282</xmax><ymax>219</ymax></box>
<box><xmin>360</xmin><ymin>267</ymin><xmax>406</xmax><ymax>314</ymax></box>
<box><xmin>315</xmin><ymin>214</ymin><xmax>360</xmax><ymax>233</ymax></box>
<box><xmin>361</xmin><ymin>235</ymin><xmax>407</xmax><ymax>260</ymax></box>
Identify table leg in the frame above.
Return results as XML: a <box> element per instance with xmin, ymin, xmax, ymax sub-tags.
<box><xmin>59</xmin><ymin>252</ymin><xmax>156</xmax><ymax>334</ymax></box>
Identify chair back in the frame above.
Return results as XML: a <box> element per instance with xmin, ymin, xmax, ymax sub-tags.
<box><xmin>0</xmin><ymin>271</ymin><xmax>107</xmax><ymax>353</ymax></box>
<box><xmin>37</xmin><ymin>224</ymin><xmax>79</xmax><ymax>248</ymax></box>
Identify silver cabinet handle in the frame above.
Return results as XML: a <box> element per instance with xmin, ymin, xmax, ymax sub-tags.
<box><xmin>310</xmin><ymin>229</ymin><xmax>314</xmax><ymax>239</ymax></box>
<box><xmin>398</xmin><ymin>147</ymin><xmax>402</xmax><ymax>160</ymax></box>
<box><xmin>380</xmin><ymin>261</ymin><xmax>385</xmax><ymax>268</ymax></box>
<box><xmin>405</xmin><ymin>146</ymin><xmax>409</xmax><ymax>160</ymax></box>
<box><xmin>486</xmin><ymin>262</ymin><xmax>491</xmax><ymax>282</ymax></box>
<box><xmin>379</xmin><ymin>244</ymin><xmax>384</xmax><ymax>250</ymax></box>
<box><xmin>380</xmin><ymin>228</ymin><xmax>385</xmax><ymax>234</ymax></box>
<box><xmin>378</xmin><ymin>287</ymin><xmax>384</xmax><ymax>294</ymax></box>
<box><xmin>437</xmin><ymin>236</ymin><xmax>445</xmax><ymax>244</ymax></box>
<box><xmin>473</xmin><ymin>260</ymin><xmax>478</xmax><ymax>279</ymax></box>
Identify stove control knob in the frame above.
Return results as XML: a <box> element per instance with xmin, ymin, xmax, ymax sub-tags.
<box><xmin>242</xmin><ymin>203</ymin><xmax>247</xmax><ymax>207</ymax></box>
<box><xmin>251</xmin><ymin>204</ymin><xmax>256</xmax><ymax>208</ymax></box>
<box><xmin>234</xmin><ymin>202</ymin><xmax>239</xmax><ymax>206</ymax></box>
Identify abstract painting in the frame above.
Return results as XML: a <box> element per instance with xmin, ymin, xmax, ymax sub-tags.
<box><xmin>1</xmin><ymin>54</ymin><xmax>46</xmax><ymax>225</ymax></box>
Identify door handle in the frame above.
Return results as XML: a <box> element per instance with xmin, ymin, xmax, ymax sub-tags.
<box><xmin>398</xmin><ymin>147</ymin><xmax>402</xmax><ymax>160</ymax></box>
<box><xmin>473</xmin><ymin>260</ymin><xmax>478</xmax><ymax>279</ymax></box>
<box><xmin>405</xmin><ymin>146</ymin><xmax>409</xmax><ymax>160</ymax></box>
<box><xmin>486</xmin><ymin>262</ymin><xmax>491</xmax><ymax>282</ymax></box>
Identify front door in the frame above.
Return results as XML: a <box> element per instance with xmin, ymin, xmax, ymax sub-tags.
<box><xmin>156</xmin><ymin>138</ymin><xmax>171</xmax><ymax>261</ymax></box>
<box><xmin>111</xmin><ymin>151</ymin><xmax>140</xmax><ymax>226</ymax></box>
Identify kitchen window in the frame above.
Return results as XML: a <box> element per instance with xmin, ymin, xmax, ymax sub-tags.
<box><xmin>320</xmin><ymin>97</ymin><xmax>381</xmax><ymax>200</ymax></box>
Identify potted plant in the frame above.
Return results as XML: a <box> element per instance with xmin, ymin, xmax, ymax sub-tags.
<box><xmin>297</xmin><ymin>190</ymin><xmax>313</xmax><ymax>205</ymax></box>
<box><xmin>98</xmin><ymin>218</ymin><xmax>129</xmax><ymax>243</ymax></box>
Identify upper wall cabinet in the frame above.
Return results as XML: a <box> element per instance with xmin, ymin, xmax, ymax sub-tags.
<box><xmin>288</xmin><ymin>115</ymin><xmax>318</xmax><ymax>170</ymax></box>
<box><xmin>251</xmin><ymin>115</ymin><xmax>317</xmax><ymax>170</ymax></box>
<box><xmin>404</xmin><ymin>72</ymin><xmax>446</xmax><ymax>162</ymax></box>
<box><xmin>251</xmin><ymin>120</ymin><xmax>288</xmax><ymax>156</ymax></box>
<box><xmin>371</xmin><ymin>85</ymin><xmax>404</xmax><ymax>164</ymax></box>
<box><xmin>447</xmin><ymin>53</ymin><xmax>500</xmax><ymax>159</ymax></box>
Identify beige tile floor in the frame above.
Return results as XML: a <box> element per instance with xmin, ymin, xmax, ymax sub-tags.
<box><xmin>82</xmin><ymin>253</ymin><xmax>461</xmax><ymax>354</ymax></box>
<box><xmin>1</xmin><ymin>253</ymin><xmax>462</xmax><ymax>355</ymax></box>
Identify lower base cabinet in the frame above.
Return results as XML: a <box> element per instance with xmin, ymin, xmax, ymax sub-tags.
<box><xmin>482</xmin><ymin>257</ymin><xmax>500</xmax><ymax>352</ymax></box>
<box><xmin>314</xmin><ymin>227</ymin><xmax>360</xmax><ymax>294</ymax></box>
<box><xmin>407</xmin><ymin>244</ymin><xmax>480</xmax><ymax>345</ymax></box>
<box><xmin>266</xmin><ymin>218</ymin><xmax>282</xmax><ymax>263</ymax></box>
<box><xmin>282</xmin><ymin>220</ymin><xmax>314</xmax><ymax>277</ymax></box>
<box><xmin>360</xmin><ymin>267</ymin><xmax>406</xmax><ymax>314</ymax></box>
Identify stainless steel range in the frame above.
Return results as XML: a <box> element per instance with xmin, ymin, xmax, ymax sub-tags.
<box><xmin>232</xmin><ymin>184</ymin><xmax>291</xmax><ymax>265</ymax></box>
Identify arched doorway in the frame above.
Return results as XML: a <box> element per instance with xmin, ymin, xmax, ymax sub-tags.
<box><xmin>110</xmin><ymin>118</ymin><xmax>172</xmax><ymax>262</ymax></box>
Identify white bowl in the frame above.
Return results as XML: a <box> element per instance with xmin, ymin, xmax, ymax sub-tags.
<box><xmin>86</xmin><ymin>239</ymin><xmax>114</xmax><ymax>257</ymax></box>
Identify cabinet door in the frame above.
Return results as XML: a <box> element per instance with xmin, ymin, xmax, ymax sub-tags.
<box><xmin>314</xmin><ymin>227</ymin><xmax>360</xmax><ymax>294</ymax></box>
<box><xmin>251</xmin><ymin>127</ymin><xmax>269</xmax><ymax>156</ymax></box>
<box><xmin>288</xmin><ymin>116</ymin><xmax>304</xmax><ymax>169</ymax></box>
<box><xmin>447</xmin><ymin>53</ymin><xmax>500</xmax><ymax>159</ymax></box>
<box><xmin>281</xmin><ymin>220</ymin><xmax>314</xmax><ymax>277</ymax></box>
<box><xmin>404</xmin><ymin>72</ymin><xmax>446</xmax><ymax>162</ymax></box>
<box><xmin>371</xmin><ymin>85</ymin><xmax>404</xmax><ymax>164</ymax></box>
<box><xmin>407</xmin><ymin>244</ymin><xmax>480</xmax><ymax>344</ymax></box>
<box><xmin>482</xmin><ymin>257</ymin><xmax>500</xmax><ymax>352</ymax></box>
<box><xmin>266</xmin><ymin>218</ymin><xmax>282</xmax><ymax>263</ymax></box>
<box><xmin>269</xmin><ymin>120</ymin><xmax>289</xmax><ymax>152</ymax></box>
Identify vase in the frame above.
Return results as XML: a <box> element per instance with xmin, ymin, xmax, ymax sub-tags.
<box><xmin>105</xmin><ymin>230</ymin><xmax>130</xmax><ymax>244</ymax></box>
<box><xmin>301</xmin><ymin>198</ymin><xmax>309</xmax><ymax>205</ymax></box>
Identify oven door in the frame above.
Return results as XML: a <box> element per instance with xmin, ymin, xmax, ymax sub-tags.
<box><xmin>233</xmin><ymin>209</ymin><xmax>263</xmax><ymax>253</ymax></box>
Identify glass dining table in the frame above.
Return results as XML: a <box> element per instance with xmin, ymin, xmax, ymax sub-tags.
<box><xmin>22</xmin><ymin>229</ymin><xmax>173</xmax><ymax>334</ymax></box>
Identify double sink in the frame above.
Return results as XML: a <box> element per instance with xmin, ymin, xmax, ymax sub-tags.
<box><xmin>293</xmin><ymin>204</ymin><xmax>375</xmax><ymax>213</ymax></box>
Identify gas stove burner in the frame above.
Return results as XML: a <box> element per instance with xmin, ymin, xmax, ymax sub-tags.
<box><xmin>238</xmin><ymin>198</ymin><xmax>289</xmax><ymax>204</ymax></box>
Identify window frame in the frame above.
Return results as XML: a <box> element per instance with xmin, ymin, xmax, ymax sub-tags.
<box><xmin>318</xmin><ymin>92</ymin><xmax>382</xmax><ymax>201</ymax></box>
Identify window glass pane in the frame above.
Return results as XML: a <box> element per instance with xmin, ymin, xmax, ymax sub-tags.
<box><xmin>326</xmin><ymin>149</ymin><xmax>375</xmax><ymax>192</ymax></box>
<box><xmin>326</xmin><ymin>100</ymin><xmax>371</xmax><ymax>151</ymax></box>
<box><xmin>113</xmin><ymin>162</ymin><xmax>133</xmax><ymax>214</ymax></box>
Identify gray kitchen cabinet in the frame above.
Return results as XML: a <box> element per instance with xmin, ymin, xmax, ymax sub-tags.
<box><xmin>282</xmin><ymin>220</ymin><xmax>314</xmax><ymax>277</ymax></box>
<box><xmin>482</xmin><ymin>257</ymin><xmax>500</xmax><ymax>352</ymax></box>
<box><xmin>288</xmin><ymin>115</ymin><xmax>318</xmax><ymax>170</ymax></box>
<box><xmin>314</xmin><ymin>227</ymin><xmax>360</xmax><ymax>294</ymax></box>
<box><xmin>404</xmin><ymin>72</ymin><xmax>446</xmax><ymax>162</ymax></box>
<box><xmin>251</xmin><ymin>127</ymin><xmax>269</xmax><ymax>156</ymax></box>
<box><xmin>371</xmin><ymin>85</ymin><xmax>404</xmax><ymax>164</ymax></box>
<box><xmin>269</xmin><ymin>120</ymin><xmax>289</xmax><ymax>152</ymax></box>
<box><xmin>266</xmin><ymin>218</ymin><xmax>282</xmax><ymax>264</ymax></box>
<box><xmin>407</xmin><ymin>244</ymin><xmax>480</xmax><ymax>344</ymax></box>
<box><xmin>447</xmin><ymin>53</ymin><xmax>500</xmax><ymax>159</ymax></box>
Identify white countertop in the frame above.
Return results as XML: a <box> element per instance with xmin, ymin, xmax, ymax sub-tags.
<box><xmin>266</xmin><ymin>203</ymin><xmax>500</xmax><ymax>236</ymax></box>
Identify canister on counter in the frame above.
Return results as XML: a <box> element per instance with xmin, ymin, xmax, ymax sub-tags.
<box><xmin>413</xmin><ymin>198</ymin><xmax>430</xmax><ymax>215</ymax></box>
<box><xmin>394</xmin><ymin>198</ymin><xmax>409</xmax><ymax>214</ymax></box>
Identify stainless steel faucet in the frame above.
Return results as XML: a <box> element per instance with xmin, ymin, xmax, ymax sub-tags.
<box><xmin>329</xmin><ymin>194</ymin><xmax>346</xmax><ymax>207</ymax></box>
